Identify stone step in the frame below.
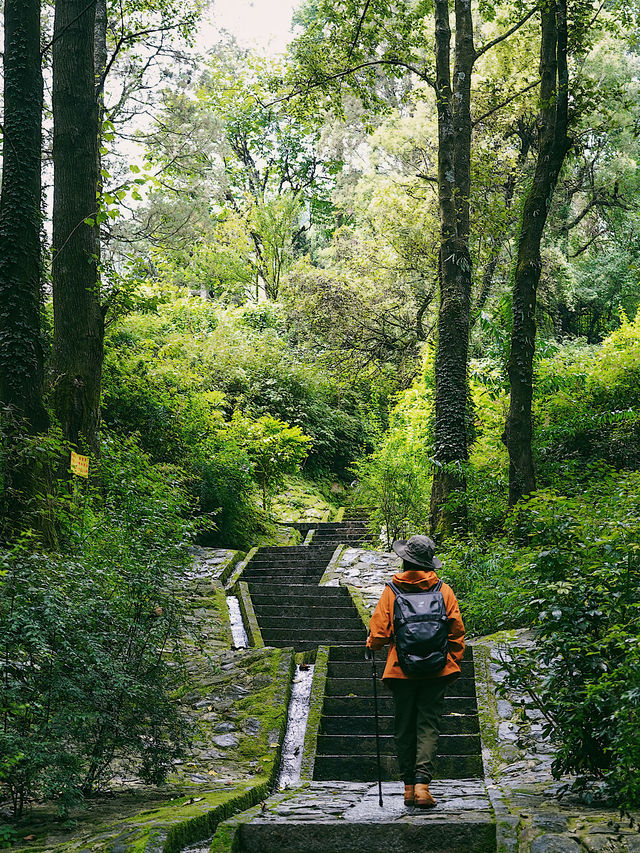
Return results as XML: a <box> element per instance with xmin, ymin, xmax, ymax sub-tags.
<box><xmin>255</xmin><ymin>546</ymin><xmax>336</xmax><ymax>554</ymax></box>
<box><xmin>293</xmin><ymin>521</ymin><xmax>369</xmax><ymax>530</ymax></box>
<box><xmin>329</xmin><ymin>645</ymin><xmax>475</xmax><ymax>662</ymax></box>
<box><xmin>312</xmin><ymin>533</ymin><xmax>370</xmax><ymax>540</ymax></box>
<box><xmin>244</xmin><ymin>574</ymin><xmax>326</xmax><ymax>585</ymax></box>
<box><xmin>254</xmin><ymin>603</ymin><xmax>358</xmax><ymax>617</ymax></box>
<box><xmin>320</xmin><ymin>713</ymin><xmax>480</xmax><ymax>735</ymax></box>
<box><xmin>261</xmin><ymin>629</ymin><xmax>367</xmax><ymax>645</ymax></box>
<box><xmin>231</xmin><ymin>781</ymin><xmax>495</xmax><ymax>853</ymax></box>
<box><xmin>312</xmin><ymin>753</ymin><xmax>484</xmax><ymax>781</ymax></box>
<box><xmin>258</xmin><ymin>616</ymin><xmax>366</xmax><ymax>631</ymax></box>
<box><xmin>249</xmin><ymin>549</ymin><xmax>333</xmax><ymax>566</ymax></box>
<box><xmin>325</xmin><ymin>677</ymin><xmax>476</xmax><ymax>698</ymax></box>
<box><xmin>246</xmin><ymin>560</ymin><xmax>331</xmax><ymax>570</ymax></box>
<box><xmin>249</xmin><ymin>591</ymin><xmax>352</xmax><ymax>605</ymax></box>
<box><xmin>243</xmin><ymin>572</ymin><xmax>328</xmax><ymax>583</ymax></box>
<box><xmin>316</xmin><ymin>733</ymin><xmax>481</xmax><ymax>756</ymax></box>
<box><xmin>328</xmin><ymin>660</ymin><xmax>475</xmax><ymax>678</ymax></box>
<box><xmin>322</xmin><ymin>696</ymin><xmax>478</xmax><ymax>715</ymax></box>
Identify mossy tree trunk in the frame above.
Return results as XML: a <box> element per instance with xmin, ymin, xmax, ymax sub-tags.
<box><xmin>503</xmin><ymin>0</ymin><xmax>570</xmax><ymax>505</ymax></box>
<box><xmin>0</xmin><ymin>0</ymin><xmax>49</xmax><ymax>533</ymax></box>
<box><xmin>429</xmin><ymin>0</ymin><xmax>474</xmax><ymax>535</ymax></box>
<box><xmin>52</xmin><ymin>0</ymin><xmax>103</xmax><ymax>457</ymax></box>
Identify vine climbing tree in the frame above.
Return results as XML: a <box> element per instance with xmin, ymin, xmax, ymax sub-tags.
<box><xmin>0</xmin><ymin>0</ymin><xmax>49</xmax><ymax>534</ymax></box>
<box><xmin>503</xmin><ymin>0</ymin><xmax>571</xmax><ymax>505</ymax></box>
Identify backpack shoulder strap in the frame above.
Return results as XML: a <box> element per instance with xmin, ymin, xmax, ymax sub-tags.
<box><xmin>433</xmin><ymin>579</ymin><xmax>443</xmax><ymax>592</ymax></box>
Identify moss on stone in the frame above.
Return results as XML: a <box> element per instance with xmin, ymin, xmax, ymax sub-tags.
<box><xmin>470</xmin><ymin>643</ymin><xmax>500</xmax><ymax>776</ymax></box>
<box><xmin>344</xmin><ymin>584</ymin><xmax>371</xmax><ymax>630</ymax></box>
<box><xmin>236</xmin><ymin>582</ymin><xmax>264</xmax><ymax>648</ymax></box>
<box><xmin>300</xmin><ymin>645</ymin><xmax>330</xmax><ymax>781</ymax></box>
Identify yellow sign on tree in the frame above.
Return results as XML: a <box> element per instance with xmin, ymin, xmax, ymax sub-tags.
<box><xmin>70</xmin><ymin>451</ymin><xmax>89</xmax><ymax>478</ymax></box>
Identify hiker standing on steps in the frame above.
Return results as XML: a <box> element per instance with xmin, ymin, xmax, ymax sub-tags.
<box><xmin>365</xmin><ymin>535</ymin><xmax>465</xmax><ymax>809</ymax></box>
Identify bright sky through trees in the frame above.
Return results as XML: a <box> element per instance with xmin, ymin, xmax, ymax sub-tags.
<box><xmin>202</xmin><ymin>0</ymin><xmax>302</xmax><ymax>54</ymax></box>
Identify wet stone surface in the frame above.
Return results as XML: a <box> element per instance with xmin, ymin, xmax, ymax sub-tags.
<box><xmin>248</xmin><ymin>779</ymin><xmax>492</xmax><ymax>823</ymax></box>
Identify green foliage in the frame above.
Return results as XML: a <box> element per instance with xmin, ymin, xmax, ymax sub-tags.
<box><xmin>232</xmin><ymin>413</ymin><xmax>312</xmax><ymax>510</ymax></box>
<box><xmin>103</xmin><ymin>293</ymin><xmax>371</xmax><ymax>491</ymax></box>
<box><xmin>494</xmin><ymin>477</ymin><xmax>640</xmax><ymax>809</ymax></box>
<box><xmin>0</xmin><ymin>434</ymin><xmax>193</xmax><ymax>819</ymax></box>
<box><xmin>534</xmin><ymin>314</ymin><xmax>640</xmax><ymax>487</ymax></box>
<box><xmin>353</xmin><ymin>377</ymin><xmax>434</xmax><ymax>546</ymax></box>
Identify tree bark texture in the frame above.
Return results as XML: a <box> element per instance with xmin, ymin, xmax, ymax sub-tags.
<box><xmin>52</xmin><ymin>0</ymin><xmax>103</xmax><ymax>456</ymax></box>
<box><xmin>503</xmin><ymin>0</ymin><xmax>570</xmax><ymax>505</ymax></box>
<box><xmin>429</xmin><ymin>0</ymin><xmax>474</xmax><ymax>535</ymax></box>
<box><xmin>0</xmin><ymin>0</ymin><xmax>49</xmax><ymax>527</ymax></box>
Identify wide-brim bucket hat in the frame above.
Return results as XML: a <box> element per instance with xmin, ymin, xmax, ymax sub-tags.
<box><xmin>392</xmin><ymin>535</ymin><xmax>442</xmax><ymax>570</ymax></box>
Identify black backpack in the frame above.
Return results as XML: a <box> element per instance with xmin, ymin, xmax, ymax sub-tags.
<box><xmin>387</xmin><ymin>580</ymin><xmax>449</xmax><ymax>676</ymax></box>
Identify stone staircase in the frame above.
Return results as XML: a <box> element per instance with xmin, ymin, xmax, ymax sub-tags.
<box><xmin>222</xmin><ymin>514</ymin><xmax>494</xmax><ymax>853</ymax></box>
<box><xmin>242</xmin><ymin>520</ymin><xmax>368</xmax><ymax>651</ymax></box>
<box><xmin>313</xmin><ymin>644</ymin><xmax>483</xmax><ymax>781</ymax></box>
<box><xmin>239</xmin><ymin>514</ymin><xmax>483</xmax><ymax>783</ymax></box>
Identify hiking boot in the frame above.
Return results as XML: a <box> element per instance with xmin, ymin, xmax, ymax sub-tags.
<box><xmin>414</xmin><ymin>783</ymin><xmax>436</xmax><ymax>808</ymax></box>
<box><xmin>403</xmin><ymin>784</ymin><xmax>415</xmax><ymax>806</ymax></box>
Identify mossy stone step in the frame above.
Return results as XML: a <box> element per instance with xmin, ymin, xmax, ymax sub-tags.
<box><xmin>312</xmin><ymin>753</ymin><xmax>484</xmax><ymax>781</ymax></box>
<box><xmin>320</xmin><ymin>713</ymin><xmax>480</xmax><ymax>735</ymax></box>
<box><xmin>325</xmin><ymin>676</ymin><xmax>476</xmax><ymax>698</ymax></box>
<box><xmin>322</xmin><ymin>696</ymin><xmax>478</xmax><ymax>715</ymax></box>
<box><xmin>316</xmin><ymin>733</ymin><xmax>481</xmax><ymax>756</ymax></box>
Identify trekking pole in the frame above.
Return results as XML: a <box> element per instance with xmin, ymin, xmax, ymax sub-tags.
<box><xmin>365</xmin><ymin>646</ymin><xmax>384</xmax><ymax>807</ymax></box>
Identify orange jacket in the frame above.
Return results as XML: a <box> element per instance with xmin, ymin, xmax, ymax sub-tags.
<box><xmin>366</xmin><ymin>569</ymin><xmax>465</xmax><ymax>681</ymax></box>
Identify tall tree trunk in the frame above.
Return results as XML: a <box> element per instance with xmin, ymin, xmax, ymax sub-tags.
<box><xmin>429</xmin><ymin>0</ymin><xmax>474</xmax><ymax>535</ymax></box>
<box><xmin>52</xmin><ymin>0</ymin><xmax>103</xmax><ymax>457</ymax></box>
<box><xmin>0</xmin><ymin>0</ymin><xmax>49</xmax><ymax>533</ymax></box>
<box><xmin>503</xmin><ymin>0</ymin><xmax>569</xmax><ymax>505</ymax></box>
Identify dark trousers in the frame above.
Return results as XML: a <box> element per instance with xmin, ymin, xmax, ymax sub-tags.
<box><xmin>388</xmin><ymin>678</ymin><xmax>448</xmax><ymax>784</ymax></box>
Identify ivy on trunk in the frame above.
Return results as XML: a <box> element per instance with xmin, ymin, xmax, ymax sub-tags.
<box><xmin>0</xmin><ymin>0</ymin><xmax>49</xmax><ymax>536</ymax></box>
<box><xmin>503</xmin><ymin>0</ymin><xmax>570</xmax><ymax>505</ymax></box>
<box><xmin>52</xmin><ymin>0</ymin><xmax>104</xmax><ymax>458</ymax></box>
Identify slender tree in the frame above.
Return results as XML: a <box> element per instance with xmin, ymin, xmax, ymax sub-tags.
<box><xmin>503</xmin><ymin>0</ymin><xmax>570</xmax><ymax>505</ymax></box>
<box><xmin>0</xmin><ymin>0</ymin><xmax>49</xmax><ymax>530</ymax></box>
<box><xmin>428</xmin><ymin>0</ymin><xmax>474</xmax><ymax>533</ymax></box>
<box><xmin>287</xmin><ymin>0</ymin><xmax>537</xmax><ymax>532</ymax></box>
<box><xmin>52</xmin><ymin>0</ymin><xmax>103</xmax><ymax>456</ymax></box>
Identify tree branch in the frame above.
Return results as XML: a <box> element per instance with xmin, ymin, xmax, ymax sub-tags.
<box><xmin>474</xmin><ymin>5</ymin><xmax>538</xmax><ymax>60</ymax></box>
<box><xmin>568</xmin><ymin>228</ymin><xmax>607</xmax><ymax>257</ymax></box>
<box><xmin>473</xmin><ymin>78</ymin><xmax>540</xmax><ymax>127</ymax></box>
<box><xmin>41</xmin><ymin>0</ymin><xmax>98</xmax><ymax>56</ymax></box>
<box><xmin>265</xmin><ymin>58</ymin><xmax>434</xmax><ymax>107</ymax></box>
<box><xmin>348</xmin><ymin>0</ymin><xmax>372</xmax><ymax>58</ymax></box>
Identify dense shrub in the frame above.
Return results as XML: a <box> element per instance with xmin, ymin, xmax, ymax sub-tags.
<box><xmin>497</xmin><ymin>476</ymin><xmax>640</xmax><ymax>809</ymax></box>
<box><xmin>0</xmin><ymin>435</ymin><xmax>193</xmax><ymax>818</ymax></box>
<box><xmin>102</xmin><ymin>294</ymin><xmax>372</xmax><ymax>544</ymax></box>
<box><xmin>534</xmin><ymin>315</ymin><xmax>640</xmax><ymax>487</ymax></box>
